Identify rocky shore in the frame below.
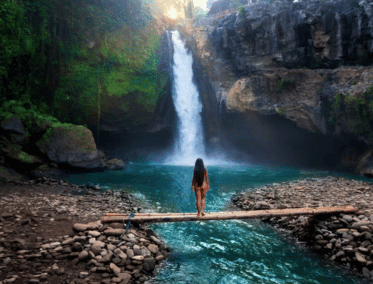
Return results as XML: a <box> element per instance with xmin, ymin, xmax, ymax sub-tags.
<box><xmin>0</xmin><ymin>179</ymin><xmax>170</xmax><ymax>284</ymax></box>
<box><xmin>232</xmin><ymin>176</ymin><xmax>373</xmax><ymax>282</ymax></box>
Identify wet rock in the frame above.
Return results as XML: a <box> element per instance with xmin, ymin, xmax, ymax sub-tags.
<box><xmin>150</xmin><ymin>236</ymin><xmax>162</xmax><ymax>245</ymax></box>
<box><xmin>106</xmin><ymin>159</ymin><xmax>126</xmax><ymax>171</ymax></box>
<box><xmin>143</xmin><ymin>257</ymin><xmax>155</xmax><ymax>272</ymax></box>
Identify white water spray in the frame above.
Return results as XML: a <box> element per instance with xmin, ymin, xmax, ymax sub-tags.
<box><xmin>166</xmin><ymin>31</ymin><xmax>205</xmax><ymax>165</ymax></box>
<box><xmin>163</xmin><ymin>31</ymin><xmax>239</xmax><ymax>166</ymax></box>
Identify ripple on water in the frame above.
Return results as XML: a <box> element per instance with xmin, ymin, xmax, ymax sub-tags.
<box><xmin>67</xmin><ymin>164</ymin><xmax>364</xmax><ymax>284</ymax></box>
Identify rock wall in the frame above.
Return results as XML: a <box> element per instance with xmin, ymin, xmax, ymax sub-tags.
<box><xmin>179</xmin><ymin>0</ymin><xmax>373</xmax><ymax>173</ymax></box>
<box><xmin>98</xmin><ymin>31</ymin><xmax>177</xmax><ymax>135</ymax></box>
<box><xmin>95</xmin><ymin>31</ymin><xmax>178</xmax><ymax>160</ymax></box>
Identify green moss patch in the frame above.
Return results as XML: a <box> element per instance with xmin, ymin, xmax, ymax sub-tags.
<box><xmin>39</xmin><ymin>124</ymin><xmax>96</xmax><ymax>153</ymax></box>
<box><xmin>0</xmin><ymin>100</ymin><xmax>59</xmax><ymax>137</ymax></box>
<box><xmin>330</xmin><ymin>85</ymin><xmax>373</xmax><ymax>138</ymax></box>
<box><xmin>18</xmin><ymin>151</ymin><xmax>34</xmax><ymax>164</ymax></box>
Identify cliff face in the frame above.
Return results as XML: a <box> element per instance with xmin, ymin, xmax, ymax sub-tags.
<box><xmin>97</xmin><ymin>31</ymin><xmax>177</xmax><ymax>134</ymax></box>
<box><xmin>180</xmin><ymin>0</ymin><xmax>373</xmax><ymax>174</ymax></box>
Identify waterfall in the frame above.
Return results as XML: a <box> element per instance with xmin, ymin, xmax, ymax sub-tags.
<box><xmin>166</xmin><ymin>31</ymin><xmax>205</xmax><ymax>165</ymax></box>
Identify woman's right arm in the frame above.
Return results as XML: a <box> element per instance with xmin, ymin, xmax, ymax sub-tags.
<box><xmin>191</xmin><ymin>172</ymin><xmax>196</xmax><ymax>191</ymax></box>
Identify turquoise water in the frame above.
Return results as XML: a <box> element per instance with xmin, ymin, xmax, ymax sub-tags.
<box><xmin>67</xmin><ymin>163</ymin><xmax>364</xmax><ymax>284</ymax></box>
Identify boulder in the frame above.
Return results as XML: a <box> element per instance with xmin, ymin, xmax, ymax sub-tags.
<box><xmin>36</xmin><ymin>124</ymin><xmax>106</xmax><ymax>170</ymax></box>
<box><xmin>106</xmin><ymin>159</ymin><xmax>126</xmax><ymax>171</ymax></box>
<box><xmin>0</xmin><ymin>116</ymin><xmax>28</xmax><ymax>144</ymax></box>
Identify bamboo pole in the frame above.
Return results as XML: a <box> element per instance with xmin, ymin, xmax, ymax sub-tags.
<box><xmin>102</xmin><ymin>206</ymin><xmax>358</xmax><ymax>224</ymax></box>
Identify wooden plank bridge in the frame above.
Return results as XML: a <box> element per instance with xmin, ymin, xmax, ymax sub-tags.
<box><xmin>102</xmin><ymin>205</ymin><xmax>358</xmax><ymax>224</ymax></box>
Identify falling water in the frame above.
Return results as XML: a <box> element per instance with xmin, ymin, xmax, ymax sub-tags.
<box><xmin>166</xmin><ymin>31</ymin><xmax>205</xmax><ymax>165</ymax></box>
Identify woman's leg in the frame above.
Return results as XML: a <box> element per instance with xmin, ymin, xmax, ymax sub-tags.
<box><xmin>195</xmin><ymin>189</ymin><xmax>202</xmax><ymax>217</ymax></box>
<box><xmin>201</xmin><ymin>190</ymin><xmax>206</xmax><ymax>216</ymax></box>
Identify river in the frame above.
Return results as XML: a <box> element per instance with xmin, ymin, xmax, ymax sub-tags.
<box><xmin>67</xmin><ymin>163</ymin><xmax>364</xmax><ymax>284</ymax></box>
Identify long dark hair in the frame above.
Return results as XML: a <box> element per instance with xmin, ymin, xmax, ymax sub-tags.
<box><xmin>193</xmin><ymin>158</ymin><xmax>205</xmax><ymax>187</ymax></box>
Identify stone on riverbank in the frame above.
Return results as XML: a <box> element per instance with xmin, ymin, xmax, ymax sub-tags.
<box><xmin>0</xmin><ymin>181</ymin><xmax>168</xmax><ymax>283</ymax></box>
<box><xmin>36</xmin><ymin>124</ymin><xmax>106</xmax><ymax>170</ymax></box>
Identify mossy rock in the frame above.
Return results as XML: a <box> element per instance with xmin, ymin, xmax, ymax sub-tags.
<box><xmin>5</xmin><ymin>144</ymin><xmax>42</xmax><ymax>167</ymax></box>
<box><xmin>36</xmin><ymin>124</ymin><xmax>106</xmax><ymax>170</ymax></box>
<box><xmin>0</xmin><ymin>100</ymin><xmax>59</xmax><ymax>138</ymax></box>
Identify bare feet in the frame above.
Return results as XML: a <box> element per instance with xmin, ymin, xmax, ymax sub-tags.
<box><xmin>201</xmin><ymin>212</ymin><xmax>205</xmax><ymax>216</ymax></box>
<box><xmin>197</xmin><ymin>213</ymin><xmax>201</xmax><ymax>218</ymax></box>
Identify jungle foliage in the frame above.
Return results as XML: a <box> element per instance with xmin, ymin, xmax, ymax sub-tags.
<box><xmin>0</xmin><ymin>0</ymin><xmax>169</xmax><ymax>129</ymax></box>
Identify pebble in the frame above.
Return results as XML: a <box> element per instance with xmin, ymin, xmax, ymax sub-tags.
<box><xmin>49</xmin><ymin>242</ymin><xmax>61</xmax><ymax>248</ymax></box>
<box><xmin>0</xmin><ymin>182</ymin><xmax>168</xmax><ymax>283</ymax></box>
<box><xmin>78</xmin><ymin>250</ymin><xmax>89</xmax><ymax>260</ymax></box>
<box><xmin>88</xmin><ymin>231</ymin><xmax>101</xmax><ymax>237</ymax></box>
<box><xmin>91</xmin><ymin>244</ymin><xmax>102</xmax><ymax>255</ymax></box>
<box><xmin>150</xmin><ymin>236</ymin><xmax>162</xmax><ymax>245</ymax></box>
<box><xmin>118</xmin><ymin>272</ymin><xmax>131</xmax><ymax>282</ymax></box>
<box><xmin>79</xmin><ymin>271</ymin><xmax>89</xmax><ymax>278</ymax></box>
<box><xmin>104</xmin><ymin>229</ymin><xmax>125</xmax><ymax>236</ymax></box>
<box><xmin>126</xmin><ymin>249</ymin><xmax>134</xmax><ymax>259</ymax></box>
<box><xmin>110</xmin><ymin>263</ymin><xmax>121</xmax><ymax>275</ymax></box>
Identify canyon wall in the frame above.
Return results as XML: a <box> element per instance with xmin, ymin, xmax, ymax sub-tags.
<box><xmin>180</xmin><ymin>0</ymin><xmax>373</xmax><ymax>173</ymax></box>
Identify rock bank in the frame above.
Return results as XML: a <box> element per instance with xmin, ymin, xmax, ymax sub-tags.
<box><xmin>232</xmin><ymin>176</ymin><xmax>373</xmax><ymax>281</ymax></box>
<box><xmin>0</xmin><ymin>180</ymin><xmax>169</xmax><ymax>284</ymax></box>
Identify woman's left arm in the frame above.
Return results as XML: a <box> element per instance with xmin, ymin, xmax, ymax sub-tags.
<box><xmin>191</xmin><ymin>172</ymin><xmax>196</xmax><ymax>191</ymax></box>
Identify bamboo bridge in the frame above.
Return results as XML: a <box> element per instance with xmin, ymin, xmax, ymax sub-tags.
<box><xmin>102</xmin><ymin>206</ymin><xmax>358</xmax><ymax>224</ymax></box>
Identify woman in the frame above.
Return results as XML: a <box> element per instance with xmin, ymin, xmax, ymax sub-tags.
<box><xmin>191</xmin><ymin>158</ymin><xmax>209</xmax><ymax>217</ymax></box>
